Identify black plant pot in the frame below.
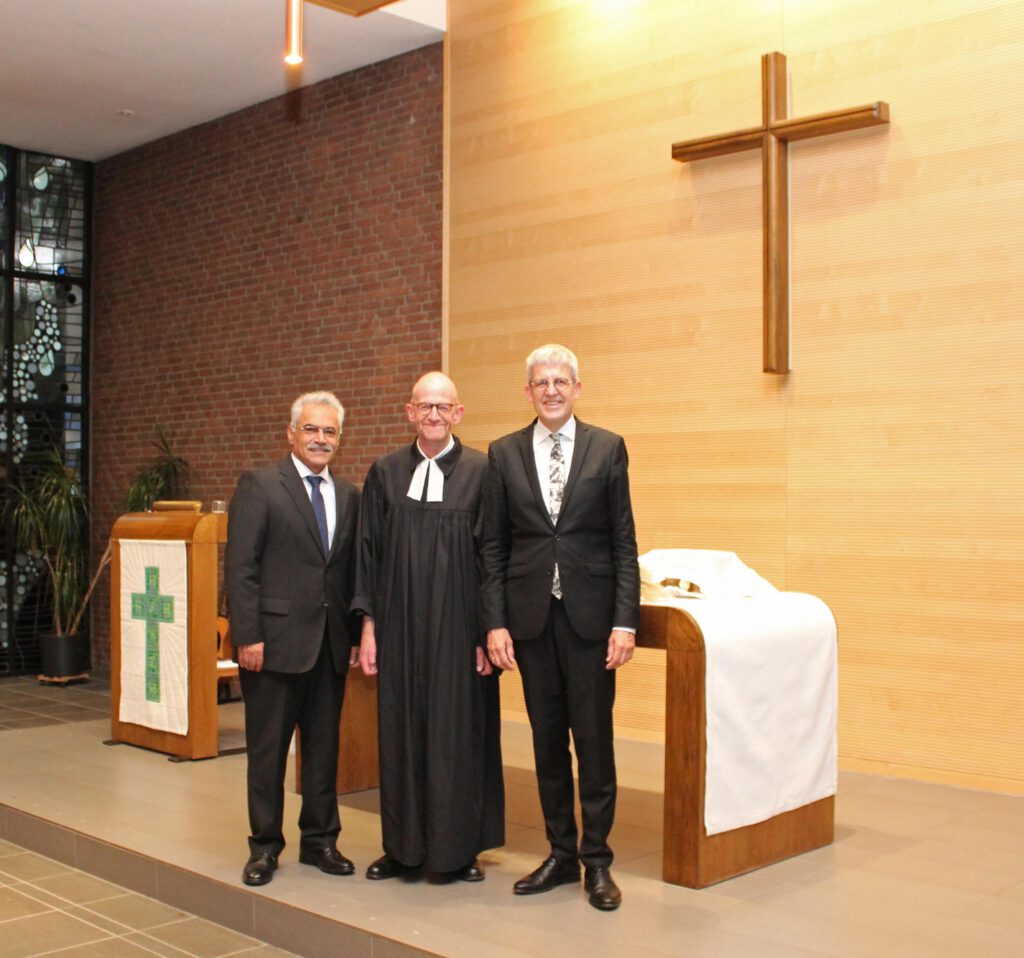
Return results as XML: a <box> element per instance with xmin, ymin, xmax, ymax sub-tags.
<box><xmin>39</xmin><ymin>630</ymin><xmax>91</xmax><ymax>678</ymax></box>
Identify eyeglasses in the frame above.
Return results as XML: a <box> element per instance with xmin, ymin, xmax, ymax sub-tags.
<box><xmin>529</xmin><ymin>378</ymin><xmax>575</xmax><ymax>391</ymax></box>
<box><xmin>413</xmin><ymin>402</ymin><xmax>454</xmax><ymax>417</ymax></box>
<box><xmin>298</xmin><ymin>424</ymin><xmax>339</xmax><ymax>439</ymax></box>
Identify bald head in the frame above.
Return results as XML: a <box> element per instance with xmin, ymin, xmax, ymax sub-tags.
<box><xmin>406</xmin><ymin>371</ymin><xmax>465</xmax><ymax>457</ymax></box>
<box><xmin>411</xmin><ymin>371</ymin><xmax>458</xmax><ymax>405</ymax></box>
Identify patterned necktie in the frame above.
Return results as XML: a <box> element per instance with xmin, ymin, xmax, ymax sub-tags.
<box><xmin>306</xmin><ymin>475</ymin><xmax>329</xmax><ymax>555</ymax></box>
<box><xmin>549</xmin><ymin>433</ymin><xmax>565</xmax><ymax>598</ymax></box>
<box><xmin>549</xmin><ymin>433</ymin><xmax>565</xmax><ymax>521</ymax></box>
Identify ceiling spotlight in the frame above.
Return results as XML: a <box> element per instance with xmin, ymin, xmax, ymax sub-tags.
<box><xmin>285</xmin><ymin>0</ymin><xmax>303</xmax><ymax>65</ymax></box>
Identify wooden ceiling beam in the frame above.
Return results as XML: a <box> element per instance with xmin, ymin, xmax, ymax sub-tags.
<box><xmin>308</xmin><ymin>0</ymin><xmax>395</xmax><ymax>16</ymax></box>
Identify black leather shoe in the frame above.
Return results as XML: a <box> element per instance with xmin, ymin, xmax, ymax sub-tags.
<box><xmin>457</xmin><ymin>859</ymin><xmax>485</xmax><ymax>882</ymax></box>
<box><xmin>365</xmin><ymin>854</ymin><xmax>408</xmax><ymax>880</ymax></box>
<box><xmin>513</xmin><ymin>856</ymin><xmax>580</xmax><ymax>895</ymax></box>
<box><xmin>427</xmin><ymin>859</ymin><xmax>483</xmax><ymax>884</ymax></box>
<box><xmin>584</xmin><ymin>866</ymin><xmax>622</xmax><ymax>911</ymax></box>
<box><xmin>298</xmin><ymin>845</ymin><xmax>355</xmax><ymax>876</ymax></box>
<box><xmin>242</xmin><ymin>852</ymin><xmax>277</xmax><ymax>886</ymax></box>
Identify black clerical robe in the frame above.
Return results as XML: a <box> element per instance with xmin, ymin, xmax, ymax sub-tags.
<box><xmin>352</xmin><ymin>438</ymin><xmax>504</xmax><ymax>872</ymax></box>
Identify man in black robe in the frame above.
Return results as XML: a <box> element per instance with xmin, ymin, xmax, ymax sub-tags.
<box><xmin>352</xmin><ymin>371</ymin><xmax>504</xmax><ymax>881</ymax></box>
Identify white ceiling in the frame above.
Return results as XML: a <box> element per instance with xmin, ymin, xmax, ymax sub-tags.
<box><xmin>0</xmin><ymin>0</ymin><xmax>445</xmax><ymax>162</ymax></box>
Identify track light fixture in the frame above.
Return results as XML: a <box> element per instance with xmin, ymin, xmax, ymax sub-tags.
<box><xmin>285</xmin><ymin>0</ymin><xmax>303</xmax><ymax>65</ymax></box>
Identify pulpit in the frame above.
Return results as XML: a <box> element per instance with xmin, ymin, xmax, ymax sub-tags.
<box><xmin>109</xmin><ymin>510</ymin><xmax>225</xmax><ymax>760</ymax></box>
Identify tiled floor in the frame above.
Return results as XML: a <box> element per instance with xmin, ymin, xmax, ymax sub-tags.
<box><xmin>0</xmin><ymin>675</ymin><xmax>111</xmax><ymax>731</ymax></box>
<box><xmin>1</xmin><ymin>673</ymin><xmax>1024</xmax><ymax>956</ymax></box>
<box><xmin>0</xmin><ymin>837</ymin><xmax>298</xmax><ymax>958</ymax></box>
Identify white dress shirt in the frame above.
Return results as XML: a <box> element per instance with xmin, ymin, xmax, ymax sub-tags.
<box><xmin>291</xmin><ymin>454</ymin><xmax>336</xmax><ymax>548</ymax></box>
<box><xmin>532</xmin><ymin>416</ymin><xmax>576</xmax><ymax>515</ymax></box>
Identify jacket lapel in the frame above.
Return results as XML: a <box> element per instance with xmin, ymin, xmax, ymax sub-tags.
<box><xmin>326</xmin><ymin>478</ymin><xmax>348</xmax><ymax>563</ymax></box>
<box><xmin>516</xmin><ymin>423</ymin><xmax>553</xmax><ymax>528</ymax></box>
<box><xmin>278</xmin><ymin>457</ymin><xmax>327</xmax><ymax>559</ymax></box>
<box><xmin>558</xmin><ymin>419</ymin><xmax>591</xmax><ymax>516</ymax></box>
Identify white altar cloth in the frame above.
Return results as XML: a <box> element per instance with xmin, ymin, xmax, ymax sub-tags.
<box><xmin>639</xmin><ymin>550</ymin><xmax>837</xmax><ymax>836</ymax></box>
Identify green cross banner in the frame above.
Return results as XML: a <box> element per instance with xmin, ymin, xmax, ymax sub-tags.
<box><xmin>130</xmin><ymin>566</ymin><xmax>175</xmax><ymax>702</ymax></box>
<box><xmin>118</xmin><ymin>540</ymin><xmax>189</xmax><ymax>734</ymax></box>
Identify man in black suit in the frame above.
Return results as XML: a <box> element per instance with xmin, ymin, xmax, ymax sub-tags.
<box><xmin>482</xmin><ymin>344</ymin><xmax>639</xmax><ymax>911</ymax></box>
<box><xmin>226</xmin><ymin>391</ymin><xmax>360</xmax><ymax>887</ymax></box>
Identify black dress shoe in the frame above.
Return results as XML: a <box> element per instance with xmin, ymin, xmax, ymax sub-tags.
<box><xmin>429</xmin><ymin>858</ymin><xmax>486</xmax><ymax>884</ymax></box>
<box><xmin>428</xmin><ymin>859</ymin><xmax>483</xmax><ymax>884</ymax></box>
<box><xmin>584</xmin><ymin>866</ymin><xmax>622</xmax><ymax>911</ymax></box>
<box><xmin>457</xmin><ymin>859</ymin><xmax>485</xmax><ymax>882</ymax></box>
<box><xmin>242</xmin><ymin>852</ymin><xmax>277</xmax><ymax>886</ymax></box>
<box><xmin>513</xmin><ymin>856</ymin><xmax>580</xmax><ymax>895</ymax></box>
<box><xmin>365</xmin><ymin>854</ymin><xmax>408</xmax><ymax>880</ymax></box>
<box><xmin>298</xmin><ymin>845</ymin><xmax>355</xmax><ymax>876</ymax></box>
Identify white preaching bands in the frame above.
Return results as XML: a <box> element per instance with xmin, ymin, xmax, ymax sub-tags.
<box><xmin>406</xmin><ymin>436</ymin><xmax>455</xmax><ymax>502</ymax></box>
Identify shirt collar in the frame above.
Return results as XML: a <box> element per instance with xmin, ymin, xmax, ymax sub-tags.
<box><xmin>416</xmin><ymin>435</ymin><xmax>455</xmax><ymax>462</ymax></box>
<box><xmin>408</xmin><ymin>436</ymin><xmax>462</xmax><ymax>478</ymax></box>
<box><xmin>533</xmin><ymin>416</ymin><xmax>577</xmax><ymax>447</ymax></box>
<box><xmin>291</xmin><ymin>454</ymin><xmax>332</xmax><ymax>483</ymax></box>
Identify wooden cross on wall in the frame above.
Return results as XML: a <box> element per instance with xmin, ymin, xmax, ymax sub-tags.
<box><xmin>672</xmin><ymin>52</ymin><xmax>889</xmax><ymax>373</ymax></box>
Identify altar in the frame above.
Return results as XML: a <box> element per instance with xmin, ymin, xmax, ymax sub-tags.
<box><xmin>636</xmin><ymin>550</ymin><xmax>838</xmax><ymax>887</ymax></box>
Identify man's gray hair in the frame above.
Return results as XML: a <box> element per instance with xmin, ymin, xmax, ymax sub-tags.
<box><xmin>290</xmin><ymin>391</ymin><xmax>345</xmax><ymax>429</ymax></box>
<box><xmin>525</xmin><ymin>343</ymin><xmax>579</xmax><ymax>383</ymax></box>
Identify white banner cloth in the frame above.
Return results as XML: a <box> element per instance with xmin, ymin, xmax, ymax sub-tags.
<box><xmin>118</xmin><ymin>539</ymin><xmax>189</xmax><ymax>734</ymax></box>
<box><xmin>639</xmin><ymin>550</ymin><xmax>837</xmax><ymax>836</ymax></box>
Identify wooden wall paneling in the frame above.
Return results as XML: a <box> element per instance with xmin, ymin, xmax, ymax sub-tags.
<box><xmin>447</xmin><ymin>0</ymin><xmax>1024</xmax><ymax>790</ymax></box>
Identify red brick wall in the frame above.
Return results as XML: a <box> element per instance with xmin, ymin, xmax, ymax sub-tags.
<box><xmin>90</xmin><ymin>46</ymin><xmax>443</xmax><ymax>667</ymax></box>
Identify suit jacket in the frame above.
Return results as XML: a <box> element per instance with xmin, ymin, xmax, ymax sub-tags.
<box><xmin>481</xmin><ymin>419</ymin><xmax>639</xmax><ymax>642</ymax></box>
<box><xmin>225</xmin><ymin>456</ymin><xmax>360</xmax><ymax>673</ymax></box>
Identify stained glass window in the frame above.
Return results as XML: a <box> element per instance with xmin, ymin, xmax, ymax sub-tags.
<box><xmin>0</xmin><ymin>145</ymin><xmax>90</xmax><ymax>674</ymax></box>
<box><xmin>0</xmin><ymin>151</ymin><xmax>8</xmax><ymax>272</ymax></box>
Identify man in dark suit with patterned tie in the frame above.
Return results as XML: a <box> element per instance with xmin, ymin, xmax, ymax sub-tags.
<box><xmin>226</xmin><ymin>391</ymin><xmax>360</xmax><ymax>886</ymax></box>
<box><xmin>482</xmin><ymin>344</ymin><xmax>640</xmax><ymax>911</ymax></box>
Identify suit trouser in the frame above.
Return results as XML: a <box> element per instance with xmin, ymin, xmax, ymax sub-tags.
<box><xmin>239</xmin><ymin>640</ymin><xmax>346</xmax><ymax>857</ymax></box>
<box><xmin>516</xmin><ymin>598</ymin><xmax>616</xmax><ymax>869</ymax></box>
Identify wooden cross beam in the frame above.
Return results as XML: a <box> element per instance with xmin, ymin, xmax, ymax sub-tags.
<box><xmin>672</xmin><ymin>52</ymin><xmax>889</xmax><ymax>373</ymax></box>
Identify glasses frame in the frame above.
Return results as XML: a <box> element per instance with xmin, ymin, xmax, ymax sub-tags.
<box><xmin>297</xmin><ymin>424</ymin><xmax>340</xmax><ymax>439</ymax></box>
<box><xmin>528</xmin><ymin>378</ymin><xmax>576</xmax><ymax>392</ymax></box>
<box><xmin>413</xmin><ymin>402</ymin><xmax>455</xmax><ymax>417</ymax></box>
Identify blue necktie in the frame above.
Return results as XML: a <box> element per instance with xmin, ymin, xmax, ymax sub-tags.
<box><xmin>306</xmin><ymin>475</ymin><xmax>329</xmax><ymax>555</ymax></box>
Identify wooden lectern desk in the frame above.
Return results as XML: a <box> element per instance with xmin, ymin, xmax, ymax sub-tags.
<box><xmin>295</xmin><ymin>668</ymin><xmax>380</xmax><ymax>796</ymax></box>
<box><xmin>638</xmin><ymin>604</ymin><xmax>834</xmax><ymax>888</ymax></box>
<box><xmin>110</xmin><ymin>511</ymin><xmax>226</xmax><ymax>760</ymax></box>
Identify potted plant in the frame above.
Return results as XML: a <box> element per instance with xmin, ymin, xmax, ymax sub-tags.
<box><xmin>124</xmin><ymin>424</ymin><xmax>191</xmax><ymax>512</ymax></box>
<box><xmin>5</xmin><ymin>449</ymin><xmax>111</xmax><ymax>678</ymax></box>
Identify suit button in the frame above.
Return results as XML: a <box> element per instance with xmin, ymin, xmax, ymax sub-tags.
<box><xmin>554</xmin><ymin>535</ymin><xmax>560</xmax><ymax>541</ymax></box>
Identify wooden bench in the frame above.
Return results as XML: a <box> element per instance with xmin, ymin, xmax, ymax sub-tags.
<box><xmin>215</xmin><ymin>615</ymin><xmax>239</xmax><ymax>701</ymax></box>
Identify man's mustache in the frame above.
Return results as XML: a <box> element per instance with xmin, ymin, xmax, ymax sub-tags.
<box><xmin>305</xmin><ymin>442</ymin><xmax>333</xmax><ymax>453</ymax></box>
